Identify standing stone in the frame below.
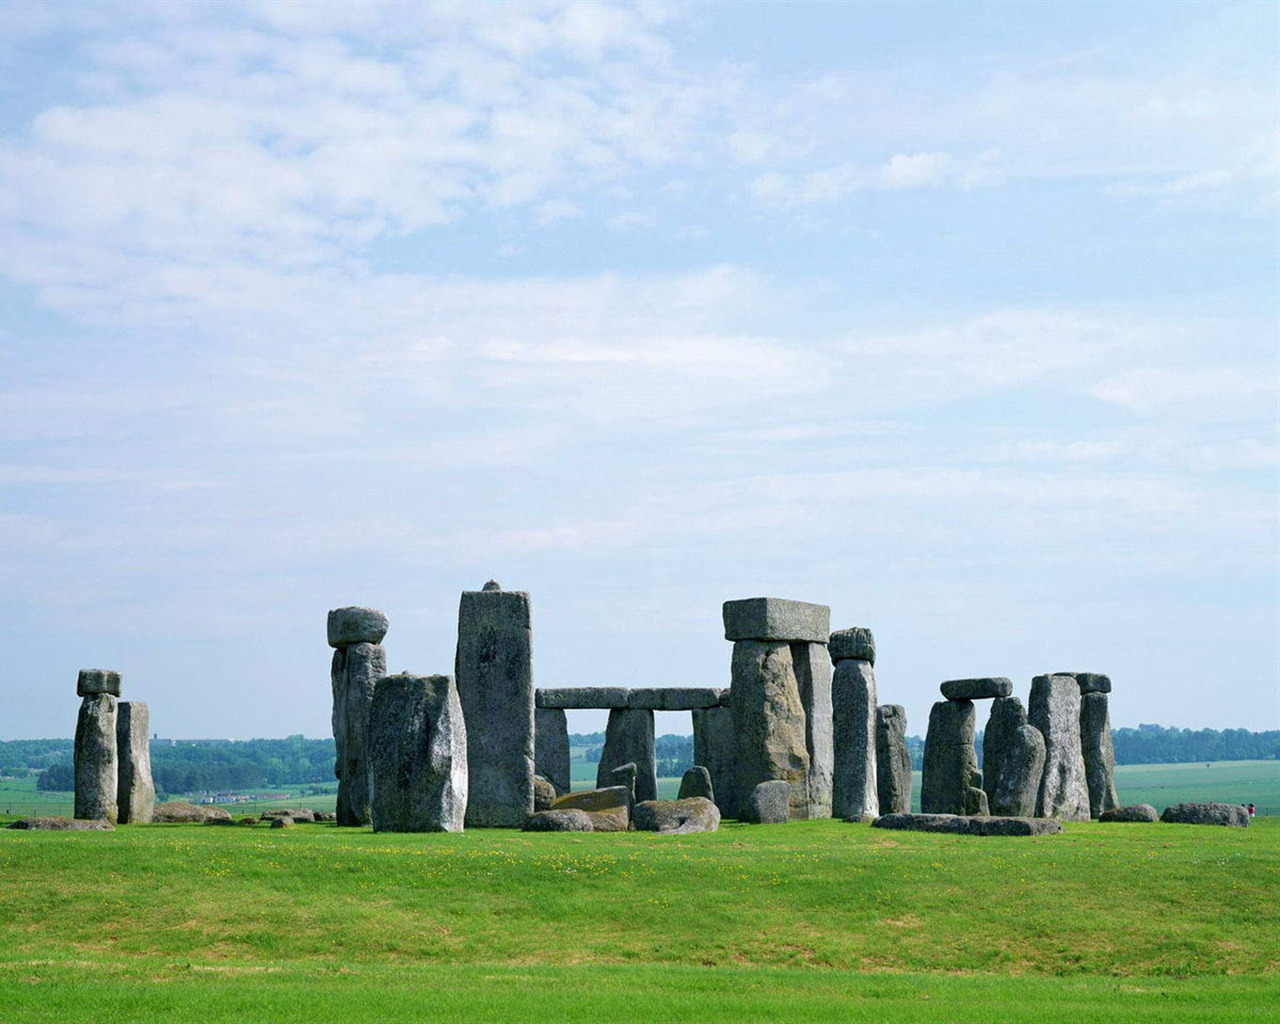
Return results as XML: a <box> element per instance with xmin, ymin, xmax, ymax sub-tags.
<box><xmin>116</xmin><ymin>702</ymin><xmax>154</xmax><ymax>824</ymax></box>
<box><xmin>1029</xmin><ymin>674</ymin><xmax>1090</xmax><ymax>821</ymax></box>
<box><xmin>831</xmin><ymin>648</ymin><xmax>878</xmax><ymax>821</ymax></box>
<box><xmin>741</xmin><ymin>780</ymin><xmax>792</xmax><ymax>824</ymax></box>
<box><xmin>74</xmin><ymin>692</ymin><xmax>118</xmax><ymax>823</ymax></box>
<box><xmin>596</xmin><ymin>709</ymin><xmax>656</xmax><ymax>802</ymax></box>
<box><xmin>692</xmin><ymin>705</ymin><xmax>739</xmax><ymax>819</ymax></box>
<box><xmin>534</xmin><ymin>707</ymin><xmax>571</xmax><ymax>796</ymax></box>
<box><xmin>730</xmin><ymin>639</ymin><xmax>810</xmax><ymax>819</ymax></box>
<box><xmin>678</xmin><ymin>766</ymin><xmax>714</xmax><ymax>802</ymax></box>
<box><xmin>331</xmin><ymin>639</ymin><xmax>386</xmax><ymax>826</ymax></box>
<box><xmin>455</xmin><ymin>584</ymin><xmax>534</xmax><ymax>828</ymax></box>
<box><xmin>368</xmin><ymin>673</ymin><xmax>467</xmax><ymax>832</ymax></box>
<box><xmin>1080</xmin><ymin>691</ymin><xmax>1120</xmax><ymax>819</ymax></box>
<box><xmin>983</xmin><ymin>696</ymin><xmax>1046</xmax><ymax>817</ymax></box>
<box><xmin>920</xmin><ymin>699</ymin><xmax>979</xmax><ymax>816</ymax></box>
<box><xmin>791</xmin><ymin>641</ymin><xmax>833</xmax><ymax>818</ymax></box>
<box><xmin>875</xmin><ymin>705</ymin><xmax>912</xmax><ymax>815</ymax></box>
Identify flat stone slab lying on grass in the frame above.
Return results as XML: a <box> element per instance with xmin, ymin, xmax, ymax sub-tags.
<box><xmin>940</xmin><ymin>677</ymin><xmax>1013</xmax><ymax>700</ymax></box>
<box><xmin>261</xmin><ymin>808</ymin><xmax>316</xmax><ymax>822</ymax></box>
<box><xmin>1099</xmin><ymin>804</ymin><xmax>1159</xmax><ymax>823</ymax></box>
<box><xmin>549</xmin><ymin>786</ymin><xmax>631</xmax><ymax>832</ymax></box>
<box><xmin>522</xmin><ymin>809</ymin><xmax>594</xmax><ymax>832</ymax></box>
<box><xmin>633</xmin><ymin>797</ymin><xmax>721</xmax><ymax>834</ymax></box>
<box><xmin>7</xmin><ymin>817</ymin><xmax>114</xmax><ymax>830</ymax></box>
<box><xmin>152</xmin><ymin>801</ymin><xmax>233</xmax><ymax>823</ymax></box>
<box><xmin>871</xmin><ymin>813</ymin><xmax>1064</xmax><ymax>836</ymax></box>
<box><xmin>1160</xmin><ymin>802</ymin><xmax>1250</xmax><ymax>827</ymax></box>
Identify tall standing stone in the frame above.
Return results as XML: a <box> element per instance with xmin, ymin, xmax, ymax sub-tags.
<box><xmin>1080</xmin><ymin>691</ymin><xmax>1120</xmax><ymax>819</ymax></box>
<box><xmin>791</xmin><ymin>641</ymin><xmax>833</xmax><ymax>818</ymax></box>
<box><xmin>830</xmin><ymin>627</ymin><xmax>878</xmax><ymax>821</ymax></box>
<box><xmin>730</xmin><ymin>639</ymin><xmax>811</xmax><ymax>819</ymax></box>
<box><xmin>983</xmin><ymin>696</ymin><xmax>1045</xmax><ymax>817</ymax></box>
<box><xmin>74</xmin><ymin>676</ymin><xmax>118</xmax><ymax>823</ymax></box>
<box><xmin>1029</xmin><ymin>673</ymin><xmax>1090</xmax><ymax>821</ymax></box>
<box><xmin>875</xmin><ymin>704</ymin><xmax>912</xmax><ymax>815</ymax></box>
<box><xmin>368</xmin><ymin>673</ymin><xmax>468</xmax><ymax>832</ymax></box>
<box><xmin>692</xmin><ymin>703</ymin><xmax>739</xmax><ymax>819</ymax></box>
<box><xmin>455</xmin><ymin>583</ymin><xmax>534</xmax><ymax>828</ymax></box>
<box><xmin>920</xmin><ymin>699</ymin><xmax>979</xmax><ymax>816</ymax></box>
<box><xmin>116</xmin><ymin>701</ymin><xmax>155</xmax><ymax>824</ymax></box>
<box><xmin>596</xmin><ymin>708</ymin><xmax>657</xmax><ymax>802</ymax></box>
<box><xmin>328</xmin><ymin>606</ymin><xmax>389</xmax><ymax>827</ymax></box>
<box><xmin>534</xmin><ymin>707</ymin><xmax>571</xmax><ymax>796</ymax></box>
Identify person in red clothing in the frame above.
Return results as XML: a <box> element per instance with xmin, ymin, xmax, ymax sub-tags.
<box><xmin>1247</xmin><ymin>803</ymin><xmax>1255</xmax><ymax>817</ymax></box>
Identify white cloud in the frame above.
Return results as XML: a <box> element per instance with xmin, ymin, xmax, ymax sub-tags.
<box><xmin>1089</xmin><ymin>365</ymin><xmax>1279</xmax><ymax>419</ymax></box>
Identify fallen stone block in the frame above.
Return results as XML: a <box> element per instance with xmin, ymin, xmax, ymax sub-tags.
<box><xmin>1099</xmin><ymin>804</ymin><xmax>1159</xmax><ymax>823</ymax></box>
<box><xmin>550</xmin><ymin>787</ymin><xmax>631</xmax><ymax>832</ymax></box>
<box><xmin>633</xmin><ymin>797</ymin><xmax>720</xmax><ymax>834</ymax></box>
<box><xmin>523</xmin><ymin>809</ymin><xmax>594</xmax><ymax>832</ymax></box>
<box><xmin>153</xmin><ymin>801</ymin><xmax>232</xmax><ymax>823</ymax></box>
<box><xmin>871</xmin><ymin>813</ymin><xmax>1063</xmax><ymax>836</ymax></box>
<box><xmin>1160</xmin><ymin>802</ymin><xmax>1250</xmax><ymax>827</ymax></box>
<box><xmin>7</xmin><ymin>817</ymin><xmax>114</xmax><ymax>831</ymax></box>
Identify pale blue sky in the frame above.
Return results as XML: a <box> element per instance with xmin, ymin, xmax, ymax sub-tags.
<box><xmin>0</xmin><ymin>0</ymin><xmax>1275</xmax><ymax>740</ymax></box>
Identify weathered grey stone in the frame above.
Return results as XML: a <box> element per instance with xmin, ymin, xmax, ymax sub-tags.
<box><xmin>677</xmin><ymin>766</ymin><xmax>714</xmax><ymax>802</ymax></box>
<box><xmin>1100</xmin><ymin>803</ymin><xmax>1159</xmax><ymax>823</ymax></box>
<box><xmin>1058</xmin><ymin>671</ymin><xmax>1112</xmax><ymax>694</ymax></box>
<box><xmin>792</xmin><ymin>640</ymin><xmax>833</xmax><ymax>818</ymax></box>
<box><xmin>723</xmin><ymin>597</ymin><xmax>831</xmax><ymax>643</ymax></box>
<box><xmin>920</xmin><ymin>699</ymin><xmax>980</xmax><ymax>816</ymax></box>
<box><xmin>261</xmin><ymin>808</ymin><xmax>316</xmax><ymax>822</ymax></box>
<box><xmin>550</xmin><ymin>787</ymin><xmax>630</xmax><ymax>832</ymax></box>
<box><xmin>314</xmin><ymin>811</ymin><xmax>336</xmax><ymax>822</ymax></box>
<box><xmin>692</xmin><ymin>705</ymin><xmax>739</xmax><ymax>819</ymax></box>
<box><xmin>76</xmin><ymin>669</ymin><xmax>121</xmax><ymax>698</ymax></box>
<box><xmin>74</xmin><ymin>693</ymin><xmax>117</xmax><ymax>824</ymax></box>
<box><xmin>608</xmin><ymin>761</ymin><xmax>638</xmax><ymax>800</ymax></box>
<box><xmin>1160</xmin><ymin>802</ymin><xmax>1250</xmax><ymax>827</ymax></box>
<box><xmin>716</xmin><ymin>688</ymin><xmax>732</xmax><ymax>707</ymax></box>
<box><xmin>535</xmin><ymin>687</ymin><xmax>630</xmax><ymax>709</ymax></box>
<box><xmin>828</xmin><ymin>626</ymin><xmax>875</xmax><ymax>665</ymax></box>
<box><xmin>152</xmin><ymin>801</ymin><xmax>232</xmax><ymax>823</ymax></box>
<box><xmin>522</xmin><ymin>809</ymin><xmax>594</xmax><ymax>832</ymax></box>
<box><xmin>116</xmin><ymin>702</ymin><xmax>154</xmax><ymax>825</ymax></box>
<box><xmin>741</xmin><ymin>779</ymin><xmax>792</xmax><ymax>823</ymax></box>
<box><xmin>270</xmin><ymin>816</ymin><xmax>293</xmax><ymax>829</ymax></box>
<box><xmin>7</xmin><ymin>817</ymin><xmax>114</xmax><ymax>831</ymax></box>
<box><xmin>331</xmin><ymin>640</ymin><xmax>385</xmax><ymax>827</ymax></box>
<box><xmin>368</xmin><ymin>673</ymin><xmax>468</xmax><ymax>833</ymax></box>
<box><xmin>875</xmin><ymin>705</ymin><xmax>912</xmax><ymax>814</ymax></box>
<box><xmin>983</xmin><ymin>697</ymin><xmax>1046</xmax><ymax>817</ymax></box>
<box><xmin>940</xmin><ymin>677</ymin><xmax>1013</xmax><ymax>701</ymax></box>
<box><xmin>832</xmin><ymin>658</ymin><xmax>878</xmax><ymax>820</ymax></box>
<box><xmin>534</xmin><ymin>707</ymin><xmax>571</xmax><ymax>796</ymax></box>
<box><xmin>627</xmin><ymin>687</ymin><xmax>722</xmax><ymax>711</ymax></box>
<box><xmin>482</xmin><ymin>579</ymin><xmax>502</xmax><ymax>592</ymax></box>
<box><xmin>327</xmin><ymin>606</ymin><xmax>389</xmax><ymax>648</ymax></box>
<box><xmin>871</xmin><ymin>813</ymin><xmax>1063</xmax><ymax>836</ymax></box>
<box><xmin>456</xmin><ymin>587</ymin><xmax>534</xmax><ymax>828</ymax></box>
<box><xmin>731</xmin><ymin>640</ymin><xmax>811</xmax><ymax>819</ymax></box>
<box><xmin>965</xmin><ymin>786</ymin><xmax>990</xmax><ymax>816</ymax></box>
<box><xmin>596</xmin><ymin>709</ymin><xmax>656</xmax><ymax>802</ymax></box>
<box><xmin>633</xmin><ymin>797</ymin><xmax>721</xmax><ymax>834</ymax></box>
<box><xmin>1080</xmin><ymin>691</ymin><xmax>1119</xmax><ymax>819</ymax></box>
<box><xmin>1029</xmin><ymin>674</ymin><xmax>1090</xmax><ymax>821</ymax></box>
<box><xmin>532</xmin><ymin>776</ymin><xmax>557</xmax><ymax>811</ymax></box>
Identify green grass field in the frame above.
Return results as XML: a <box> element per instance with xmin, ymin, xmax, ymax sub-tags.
<box><xmin>0</xmin><ymin>816</ymin><xmax>1275</xmax><ymax>1021</ymax></box>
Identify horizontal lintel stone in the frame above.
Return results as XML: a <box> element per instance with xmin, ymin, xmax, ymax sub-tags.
<box><xmin>77</xmin><ymin>669</ymin><xmax>122</xmax><ymax>697</ymax></box>
<box><xmin>1056</xmin><ymin>671</ymin><xmax>1112</xmax><ymax>694</ymax></box>
<box><xmin>536</xmin><ymin>687</ymin><xmax>631</xmax><ymax>709</ymax></box>
<box><xmin>627</xmin><ymin>687</ymin><xmax>723</xmax><ymax>711</ymax></box>
<box><xmin>940</xmin><ymin>677</ymin><xmax>1013</xmax><ymax>701</ymax></box>
<box><xmin>722</xmin><ymin>597</ymin><xmax>831</xmax><ymax>643</ymax></box>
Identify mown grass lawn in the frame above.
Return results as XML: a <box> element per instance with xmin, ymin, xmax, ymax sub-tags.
<box><xmin>1</xmin><ymin>816</ymin><xmax>1275</xmax><ymax>1021</ymax></box>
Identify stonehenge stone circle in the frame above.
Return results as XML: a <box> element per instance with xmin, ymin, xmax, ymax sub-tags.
<box><xmin>983</xmin><ymin>696</ymin><xmax>1045</xmax><ymax>817</ymax></box>
<box><xmin>455</xmin><ymin>584</ymin><xmax>535</xmax><ymax>828</ymax></box>
<box><xmin>940</xmin><ymin>677</ymin><xmax>1013</xmax><ymax>701</ymax></box>
<box><xmin>791</xmin><ymin>639</ymin><xmax>834</xmax><ymax>818</ymax></box>
<box><xmin>875</xmin><ymin>704</ymin><xmax>912</xmax><ymax>815</ymax></box>
<box><xmin>872</xmin><ymin>813</ymin><xmax>1063</xmax><ymax>836</ymax></box>
<box><xmin>1080</xmin><ymin>690</ymin><xmax>1120</xmax><ymax>819</ymax></box>
<box><xmin>920</xmin><ymin>699</ymin><xmax>979</xmax><ymax>816</ymax></box>
<box><xmin>75</xmin><ymin>689</ymin><xmax>118</xmax><ymax>823</ymax></box>
<box><xmin>368</xmin><ymin>673</ymin><xmax>468</xmax><ymax>833</ymax></box>
<box><xmin>723</xmin><ymin>597</ymin><xmax>831</xmax><ymax>644</ymax></box>
<box><xmin>828</xmin><ymin>626</ymin><xmax>875</xmax><ymax>664</ymax></box>
<box><xmin>1160</xmin><ymin>802</ymin><xmax>1250</xmax><ymax>827</ymax></box>
<box><xmin>730</xmin><ymin>638</ymin><xmax>811</xmax><ymax>819</ymax></box>
<box><xmin>1100</xmin><ymin>804</ymin><xmax>1159</xmax><ymax>823</ymax></box>
<box><xmin>830</xmin><ymin>636</ymin><xmax>878</xmax><ymax>821</ymax></box>
<box><xmin>633</xmin><ymin>797</ymin><xmax>721</xmax><ymax>834</ymax></box>
<box><xmin>677</xmin><ymin>766</ymin><xmax>714</xmax><ymax>802</ymax></box>
<box><xmin>330</xmin><ymin>631</ymin><xmax>387</xmax><ymax>827</ymax></box>
<box><xmin>550</xmin><ymin>787</ymin><xmax>631</xmax><ymax>832</ymax></box>
<box><xmin>77</xmin><ymin>669</ymin><xmax>122</xmax><ymax>698</ymax></box>
<box><xmin>597</xmin><ymin>710</ymin><xmax>657</xmax><ymax>802</ymax></box>
<box><xmin>116</xmin><ymin>701</ymin><xmax>155</xmax><ymax>825</ymax></box>
<box><xmin>692</xmin><ymin>705</ymin><xmax>739</xmax><ymax>819</ymax></box>
<box><xmin>534</xmin><ymin>707</ymin><xmax>571</xmax><ymax>796</ymax></box>
<box><xmin>1029</xmin><ymin>674</ymin><xmax>1090</xmax><ymax>821</ymax></box>
<box><xmin>742</xmin><ymin>779</ymin><xmax>792</xmax><ymax>824</ymax></box>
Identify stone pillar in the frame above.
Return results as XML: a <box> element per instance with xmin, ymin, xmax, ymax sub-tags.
<box><xmin>1073</xmin><ymin>673</ymin><xmax>1119</xmax><ymax>819</ymax></box>
<box><xmin>328</xmin><ymin>606</ymin><xmax>389</xmax><ymax>827</ymax></box>
<box><xmin>692</xmin><ymin>697</ymin><xmax>739</xmax><ymax>819</ymax></box>
<box><xmin>921</xmin><ymin>699</ymin><xmax>983</xmax><ymax>815</ymax></box>
<box><xmin>534</xmin><ymin>707</ymin><xmax>570</xmax><ymax>796</ymax></box>
<box><xmin>596</xmin><ymin>708</ymin><xmax>657</xmax><ymax>802</ymax></box>
<box><xmin>725</xmin><ymin>598</ymin><xmax>829</xmax><ymax>820</ymax></box>
<box><xmin>829</xmin><ymin>627</ymin><xmax>878</xmax><ymax>821</ymax></box>
<box><xmin>455</xmin><ymin>581</ymin><xmax>534</xmax><ymax>827</ymax></box>
<box><xmin>791</xmin><ymin>641</ymin><xmax>833</xmax><ymax>818</ymax></box>
<box><xmin>875</xmin><ymin>704</ymin><xmax>912</xmax><ymax>815</ymax></box>
<box><xmin>1030</xmin><ymin>673</ymin><xmax>1090</xmax><ymax>821</ymax></box>
<box><xmin>74</xmin><ymin>670</ymin><xmax>119</xmax><ymax>823</ymax></box>
<box><xmin>116</xmin><ymin>701</ymin><xmax>155</xmax><ymax>824</ymax></box>
<box><xmin>982</xmin><ymin>696</ymin><xmax>1045</xmax><ymax>817</ymax></box>
<box><xmin>368</xmin><ymin>673</ymin><xmax>468</xmax><ymax>832</ymax></box>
